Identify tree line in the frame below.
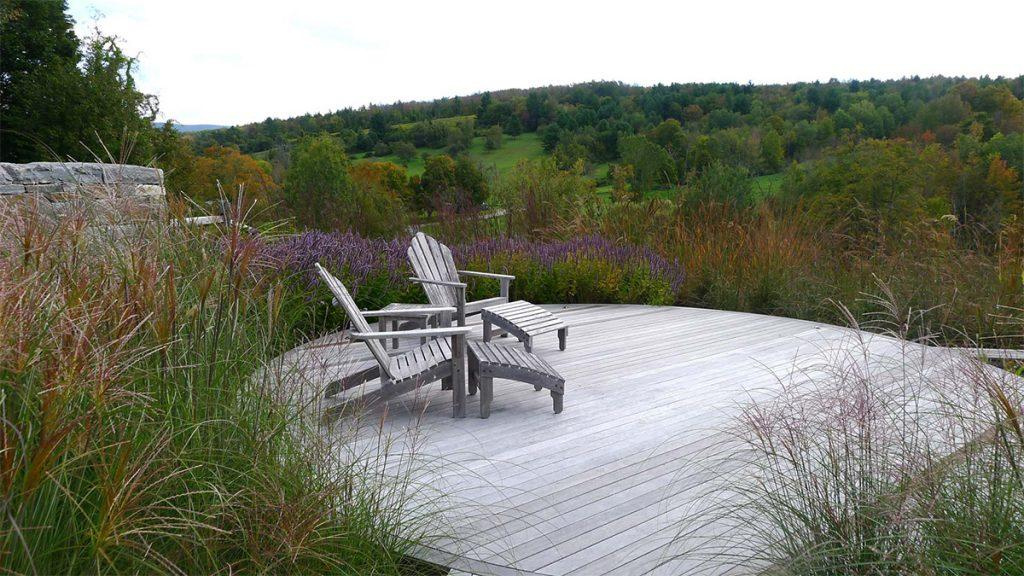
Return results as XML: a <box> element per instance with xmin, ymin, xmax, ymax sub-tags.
<box><xmin>2</xmin><ymin>0</ymin><xmax>1020</xmax><ymax>243</ymax></box>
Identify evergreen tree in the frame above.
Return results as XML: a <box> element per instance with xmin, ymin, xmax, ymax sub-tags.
<box><xmin>0</xmin><ymin>1</ymin><xmax>157</xmax><ymax>162</ymax></box>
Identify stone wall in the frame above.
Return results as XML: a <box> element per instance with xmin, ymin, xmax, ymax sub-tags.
<box><xmin>0</xmin><ymin>162</ymin><xmax>165</xmax><ymax>217</ymax></box>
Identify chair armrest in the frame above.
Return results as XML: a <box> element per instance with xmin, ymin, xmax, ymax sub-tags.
<box><xmin>458</xmin><ymin>270</ymin><xmax>516</xmax><ymax>281</ymax></box>
<box><xmin>359</xmin><ymin>306</ymin><xmax>457</xmax><ymax>318</ymax></box>
<box><xmin>409</xmin><ymin>277</ymin><xmax>467</xmax><ymax>288</ymax></box>
<box><xmin>350</xmin><ymin>326</ymin><xmax>472</xmax><ymax>340</ymax></box>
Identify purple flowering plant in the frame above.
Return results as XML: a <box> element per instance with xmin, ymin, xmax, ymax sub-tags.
<box><xmin>256</xmin><ymin>230</ymin><xmax>685</xmax><ymax>322</ymax></box>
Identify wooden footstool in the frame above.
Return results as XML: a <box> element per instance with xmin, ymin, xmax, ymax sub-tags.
<box><xmin>481</xmin><ymin>301</ymin><xmax>567</xmax><ymax>353</ymax></box>
<box><xmin>468</xmin><ymin>341</ymin><xmax>565</xmax><ymax>418</ymax></box>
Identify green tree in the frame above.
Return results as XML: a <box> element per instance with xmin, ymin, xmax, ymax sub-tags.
<box><xmin>649</xmin><ymin>119</ymin><xmax>685</xmax><ymax>156</ymax></box>
<box><xmin>485</xmin><ymin>125</ymin><xmax>503</xmax><ymax>150</ymax></box>
<box><xmin>619</xmin><ymin>135</ymin><xmax>677</xmax><ymax>191</ymax></box>
<box><xmin>416</xmin><ymin>154</ymin><xmax>488</xmax><ymax>213</ymax></box>
<box><xmin>0</xmin><ymin>0</ymin><xmax>79</xmax><ymax>161</ymax></box>
<box><xmin>348</xmin><ymin>161</ymin><xmax>410</xmax><ymax>237</ymax></box>
<box><xmin>759</xmin><ymin>129</ymin><xmax>785</xmax><ymax>173</ymax></box>
<box><xmin>503</xmin><ymin>114</ymin><xmax>523</xmax><ymax>136</ymax></box>
<box><xmin>447</xmin><ymin>119</ymin><xmax>474</xmax><ymax>154</ymax></box>
<box><xmin>392</xmin><ymin>140</ymin><xmax>417</xmax><ymax>165</ymax></box>
<box><xmin>541</xmin><ymin>124</ymin><xmax>561</xmax><ymax>152</ymax></box>
<box><xmin>152</xmin><ymin>121</ymin><xmax>197</xmax><ymax>199</ymax></box>
<box><xmin>284</xmin><ymin>135</ymin><xmax>351</xmax><ymax>230</ymax></box>
<box><xmin>782</xmin><ymin>139</ymin><xmax>949</xmax><ymax>238</ymax></box>
<box><xmin>0</xmin><ymin>3</ymin><xmax>157</xmax><ymax>162</ymax></box>
<box><xmin>553</xmin><ymin>139</ymin><xmax>589</xmax><ymax>171</ymax></box>
<box><xmin>77</xmin><ymin>30</ymin><xmax>159</xmax><ymax>160</ymax></box>
<box><xmin>416</xmin><ymin>154</ymin><xmax>457</xmax><ymax>214</ymax></box>
<box><xmin>685</xmin><ymin>161</ymin><xmax>753</xmax><ymax>209</ymax></box>
<box><xmin>498</xmin><ymin>158</ymin><xmax>597</xmax><ymax>235</ymax></box>
<box><xmin>454</xmin><ymin>155</ymin><xmax>489</xmax><ymax>208</ymax></box>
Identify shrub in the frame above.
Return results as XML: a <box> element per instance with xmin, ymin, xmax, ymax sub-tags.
<box><xmin>498</xmin><ymin>158</ymin><xmax>598</xmax><ymax>237</ymax></box>
<box><xmin>454</xmin><ymin>235</ymin><xmax>685</xmax><ymax>305</ymax></box>
<box><xmin>261</xmin><ymin>230</ymin><xmax>686</xmax><ymax>335</ymax></box>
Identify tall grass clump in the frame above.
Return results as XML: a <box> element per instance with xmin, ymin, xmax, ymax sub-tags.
<box><xmin>0</xmin><ymin>191</ymin><xmax>436</xmax><ymax>573</ymax></box>
<box><xmin>681</xmin><ymin>291</ymin><xmax>1024</xmax><ymax>574</ymax></box>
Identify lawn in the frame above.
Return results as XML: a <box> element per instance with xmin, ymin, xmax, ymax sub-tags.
<box><xmin>356</xmin><ymin>132</ymin><xmax>546</xmax><ymax>180</ymax></box>
<box><xmin>751</xmin><ymin>172</ymin><xmax>783</xmax><ymax>201</ymax></box>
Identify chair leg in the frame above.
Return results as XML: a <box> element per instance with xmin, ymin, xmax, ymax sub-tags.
<box><xmin>524</xmin><ymin>337</ymin><xmax>532</xmax><ymax>353</ymax></box>
<box><xmin>391</xmin><ymin>319</ymin><xmax>399</xmax><ymax>349</ymax></box>
<box><xmin>551</xmin><ymin>391</ymin><xmax>563</xmax><ymax>414</ymax></box>
<box><xmin>468</xmin><ymin>370</ymin><xmax>478</xmax><ymax>396</ymax></box>
<box><xmin>483</xmin><ymin>320</ymin><xmax>491</xmax><ymax>342</ymax></box>
<box><xmin>419</xmin><ymin>318</ymin><xmax>427</xmax><ymax>345</ymax></box>
<box><xmin>558</xmin><ymin>327</ymin><xmax>568</xmax><ymax>351</ymax></box>
<box><xmin>452</xmin><ymin>334</ymin><xmax>467</xmax><ymax>419</ymax></box>
<box><xmin>480</xmin><ymin>376</ymin><xmax>493</xmax><ymax>419</ymax></box>
<box><xmin>441</xmin><ymin>376</ymin><xmax>452</xmax><ymax>391</ymax></box>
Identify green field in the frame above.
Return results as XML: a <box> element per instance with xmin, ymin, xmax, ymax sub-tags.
<box><xmin>393</xmin><ymin>115</ymin><xmax>476</xmax><ymax>130</ymax></box>
<box><xmin>751</xmin><ymin>172</ymin><xmax>783</xmax><ymax>200</ymax></box>
<box><xmin>357</xmin><ymin>132</ymin><xmax>547</xmax><ymax>179</ymax></box>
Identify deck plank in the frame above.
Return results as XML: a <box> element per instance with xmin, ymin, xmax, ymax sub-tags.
<box><xmin>276</xmin><ymin>304</ymin><xmax>1005</xmax><ymax>575</ymax></box>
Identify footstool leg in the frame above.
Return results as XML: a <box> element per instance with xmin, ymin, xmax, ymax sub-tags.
<box><xmin>480</xmin><ymin>376</ymin><xmax>493</xmax><ymax>419</ymax></box>
<box><xmin>558</xmin><ymin>327</ymin><xmax>568</xmax><ymax>351</ymax></box>
<box><xmin>524</xmin><ymin>337</ymin><xmax>532</xmax><ymax>353</ymax></box>
<box><xmin>534</xmin><ymin>384</ymin><xmax>542</xmax><ymax>391</ymax></box>
<box><xmin>441</xmin><ymin>376</ymin><xmax>452</xmax><ymax>391</ymax></box>
<box><xmin>419</xmin><ymin>318</ymin><xmax>427</xmax><ymax>346</ymax></box>
<box><xmin>551</xmin><ymin>391</ymin><xmax>563</xmax><ymax>414</ymax></box>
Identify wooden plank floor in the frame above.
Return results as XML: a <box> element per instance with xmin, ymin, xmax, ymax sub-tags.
<box><xmin>275</xmin><ymin>304</ymin><xmax>997</xmax><ymax>575</ymax></box>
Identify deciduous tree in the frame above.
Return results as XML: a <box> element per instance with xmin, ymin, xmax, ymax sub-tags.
<box><xmin>284</xmin><ymin>135</ymin><xmax>351</xmax><ymax>230</ymax></box>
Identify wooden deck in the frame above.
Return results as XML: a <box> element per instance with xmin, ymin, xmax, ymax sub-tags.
<box><xmin>276</xmin><ymin>304</ymin><xmax>1004</xmax><ymax>575</ymax></box>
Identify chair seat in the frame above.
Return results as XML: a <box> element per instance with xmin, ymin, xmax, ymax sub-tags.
<box><xmin>468</xmin><ymin>341</ymin><xmax>564</xmax><ymax>392</ymax></box>
<box><xmin>467</xmin><ymin>340</ymin><xmax>565</xmax><ymax>417</ymax></box>
<box><xmin>389</xmin><ymin>338</ymin><xmax>453</xmax><ymax>381</ymax></box>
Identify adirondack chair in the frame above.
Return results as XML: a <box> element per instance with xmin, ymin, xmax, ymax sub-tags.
<box><xmin>314</xmin><ymin>263</ymin><xmax>472</xmax><ymax>418</ymax></box>
<box><xmin>407</xmin><ymin>232</ymin><xmax>515</xmax><ymax>326</ymax></box>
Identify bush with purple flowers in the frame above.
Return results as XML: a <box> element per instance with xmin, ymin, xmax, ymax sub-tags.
<box><xmin>455</xmin><ymin>234</ymin><xmax>684</xmax><ymax>305</ymax></box>
<box><xmin>255</xmin><ymin>230</ymin><xmax>685</xmax><ymax>336</ymax></box>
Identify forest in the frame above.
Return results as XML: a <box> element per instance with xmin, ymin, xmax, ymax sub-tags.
<box><xmin>179</xmin><ymin>77</ymin><xmax>1023</xmax><ymax>236</ymax></box>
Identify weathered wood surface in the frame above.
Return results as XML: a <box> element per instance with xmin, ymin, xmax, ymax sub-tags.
<box><xmin>482</xmin><ymin>301</ymin><xmax>568</xmax><ymax>353</ymax></box>
<box><xmin>468</xmin><ymin>340</ymin><xmax>565</xmax><ymax>418</ymax></box>
<box><xmin>276</xmin><ymin>304</ymin><xmax>1016</xmax><ymax>575</ymax></box>
<box><xmin>314</xmin><ymin>263</ymin><xmax>471</xmax><ymax>417</ymax></box>
<box><xmin>408</xmin><ymin>232</ymin><xmax>512</xmax><ymax>325</ymax></box>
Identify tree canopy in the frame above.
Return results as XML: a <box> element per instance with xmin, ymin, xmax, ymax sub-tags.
<box><xmin>1</xmin><ymin>1</ymin><xmax>157</xmax><ymax>163</ymax></box>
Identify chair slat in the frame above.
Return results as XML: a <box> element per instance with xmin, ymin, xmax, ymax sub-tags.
<box><xmin>315</xmin><ymin>263</ymin><xmax>394</xmax><ymax>378</ymax></box>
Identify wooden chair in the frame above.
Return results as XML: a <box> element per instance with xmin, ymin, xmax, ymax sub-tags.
<box><xmin>407</xmin><ymin>232</ymin><xmax>515</xmax><ymax>326</ymax></box>
<box><xmin>314</xmin><ymin>263</ymin><xmax>472</xmax><ymax>418</ymax></box>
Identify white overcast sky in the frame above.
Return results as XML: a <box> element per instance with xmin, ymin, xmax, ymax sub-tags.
<box><xmin>67</xmin><ymin>0</ymin><xmax>1023</xmax><ymax>127</ymax></box>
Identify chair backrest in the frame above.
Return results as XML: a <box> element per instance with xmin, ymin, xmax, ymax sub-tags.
<box><xmin>407</xmin><ymin>232</ymin><xmax>461</xmax><ymax>307</ymax></box>
<box><xmin>314</xmin><ymin>263</ymin><xmax>393</xmax><ymax>379</ymax></box>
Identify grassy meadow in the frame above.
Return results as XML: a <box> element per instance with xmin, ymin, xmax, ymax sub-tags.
<box><xmin>358</xmin><ymin>132</ymin><xmax>548</xmax><ymax>179</ymax></box>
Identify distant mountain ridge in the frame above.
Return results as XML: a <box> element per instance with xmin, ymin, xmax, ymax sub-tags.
<box><xmin>156</xmin><ymin>122</ymin><xmax>228</xmax><ymax>133</ymax></box>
